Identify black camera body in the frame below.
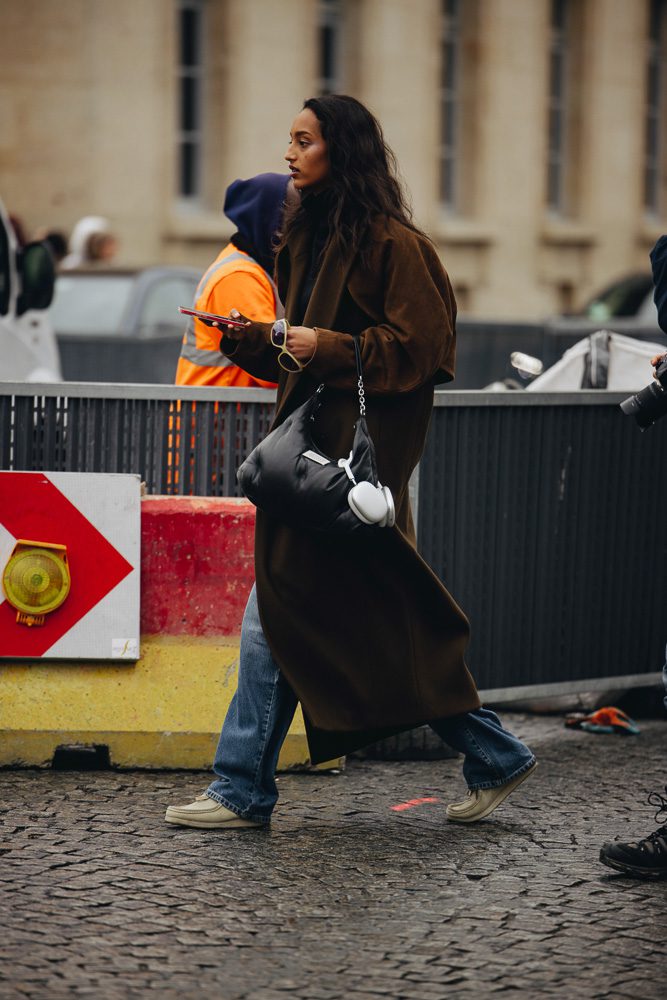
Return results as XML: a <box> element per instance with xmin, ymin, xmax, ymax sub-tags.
<box><xmin>620</xmin><ymin>355</ymin><xmax>667</xmax><ymax>430</ymax></box>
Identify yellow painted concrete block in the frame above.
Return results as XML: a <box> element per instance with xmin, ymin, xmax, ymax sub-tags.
<box><xmin>0</xmin><ymin>636</ymin><xmax>341</xmax><ymax>770</ymax></box>
<box><xmin>0</xmin><ymin>729</ymin><xmax>318</xmax><ymax>771</ymax></box>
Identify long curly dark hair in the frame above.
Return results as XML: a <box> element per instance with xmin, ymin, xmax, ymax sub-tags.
<box><xmin>277</xmin><ymin>94</ymin><xmax>426</xmax><ymax>262</ymax></box>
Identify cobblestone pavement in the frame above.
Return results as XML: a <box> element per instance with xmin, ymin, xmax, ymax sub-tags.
<box><xmin>1</xmin><ymin>713</ymin><xmax>666</xmax><ymax>1000</ymax></box>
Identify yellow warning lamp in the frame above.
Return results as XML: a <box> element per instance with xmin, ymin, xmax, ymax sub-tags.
<box><xmin>2</xmin><ymin>540</ymin><xmax>71</xmax><ymax>627</ymax></box>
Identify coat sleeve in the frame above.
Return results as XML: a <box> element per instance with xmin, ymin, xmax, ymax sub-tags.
<box><xmin>650</xmin><ymin>235</ymin><xmax>667</xmax><ymax>335</ymax></box>
<box><xmin>304</xmin><ymin>231</ymin><xmax>457</xmax><ymax>394</ymax></box>
<box><xmin>220</xmin><ymin>322</ymin><xmax>281</xmax><ymax>384</ymax></box>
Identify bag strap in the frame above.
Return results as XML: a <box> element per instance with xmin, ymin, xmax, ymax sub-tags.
<box><xmin>353</xmin><ymin>336</ymin><xmax>365</xmax><ymax>416</ymax></box>
<box><xmin>315</xmin><ymin>336</ymin><xmax>366</xmax><ymax>417</ymax></box>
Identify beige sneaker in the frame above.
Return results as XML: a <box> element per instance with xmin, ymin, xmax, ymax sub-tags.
<box><xmin>446</xmin><ymin>761</ymin><xmax>537</xmax><ymax>823</ymax></box>
<box><xmin>165</xmin><ymin>793</ymin><xmax>265</xmax><ymax>830</ymax></box>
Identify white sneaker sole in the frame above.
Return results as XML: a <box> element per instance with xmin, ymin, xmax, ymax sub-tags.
<box><xmin>446</xmin><ymin>760</ymin><xmax>538</xmax><ymax>823</ymax></box>
<box><xmin>164</xmin><ymin>808</ymin><xmax>264</xmax><ymax>830</ymax></box>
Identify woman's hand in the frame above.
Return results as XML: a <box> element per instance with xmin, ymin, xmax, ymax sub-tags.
<box><xmin>214</xmin><ymin>308</ymin><xmax>251</xmax><ymax>341</ymax></box>
<box><xmin>286</xmin><ymin>325</ymin><xmax>318</xmax><ymax>363</ymax></box>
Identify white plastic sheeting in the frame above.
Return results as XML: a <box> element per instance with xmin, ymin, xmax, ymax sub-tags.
<box><xmin>527</xmin><ymin>330</ymin><xmax>666</xmax><ymax>391</ymax></box>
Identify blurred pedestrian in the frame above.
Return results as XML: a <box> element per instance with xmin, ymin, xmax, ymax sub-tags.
<box><xmin>175</xmin><ymin>172</ymin><xmax>292</xmax><ymax>388</ymax></box>
<box><xmin>600</xmin><ymin>233</ymin><xmax>667</xmax><ymax>880</ymax></box>
<box><xmin>61</xmin><ymin>215</ymin><xmax>118</xmax><ymax>269</ymax></box>
<box><xmin>166</xmin><ymin>95</ymin><xmax>536</xmax><ymax>832</ymax></box>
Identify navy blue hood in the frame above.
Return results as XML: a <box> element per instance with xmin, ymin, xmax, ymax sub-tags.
<box><xmin>224</xmin><ymin>173</ymin><xmax>291</xmax><ymax>273</ymax></box>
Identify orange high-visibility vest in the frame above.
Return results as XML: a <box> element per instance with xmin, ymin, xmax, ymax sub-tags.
<box><xmin>175</xmin><ymin>243</ymin><xmax>279</xmax><ymax>388</ymax></box>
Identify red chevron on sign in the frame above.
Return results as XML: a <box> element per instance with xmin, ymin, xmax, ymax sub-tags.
<box><xmin>0</xmin><ymin>473</ymin><xmax>134</xmax><ymax>657</ymax></box>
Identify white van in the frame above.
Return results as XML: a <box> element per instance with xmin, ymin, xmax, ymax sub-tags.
<box><xmin>0</xmin><ymin>199</ymin><xmax>62</xmax><ymax>381</ymax></box>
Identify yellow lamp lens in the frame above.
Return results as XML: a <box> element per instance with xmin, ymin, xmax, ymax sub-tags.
<box><xmin>3</xmin><ymin>548</ymin><xmax>71</xmax><ymax>615</ymax></box>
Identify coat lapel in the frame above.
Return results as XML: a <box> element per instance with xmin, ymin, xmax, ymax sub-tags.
<box><xmin>274</xmin><ymin>232</ymin><xmax>357</xmax><ymax>422</ymax></box>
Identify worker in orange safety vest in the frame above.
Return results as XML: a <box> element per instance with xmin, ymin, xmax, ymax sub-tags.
<box><xmin>176</xmin><ymin>173</ymin><xmax>293</xmax><ymax>388</ymax></box>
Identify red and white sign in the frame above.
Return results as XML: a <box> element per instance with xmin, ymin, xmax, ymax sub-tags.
<box><xmin>0</xmin><ymin>472</ymin><xmax>140</xmax><ymax>660</ymax></box>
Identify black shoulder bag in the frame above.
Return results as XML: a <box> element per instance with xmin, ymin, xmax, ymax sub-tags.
<box><xmin>237</xmin><ymin>338</ymin><xmax>395</xmax><ymax>532</ymax></box>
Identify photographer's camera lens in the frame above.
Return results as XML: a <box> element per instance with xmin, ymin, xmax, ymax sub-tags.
<box><xmin>620</xmin><ymin>381</ymin><xmax>667</xmax><ymax>430</ymax></box>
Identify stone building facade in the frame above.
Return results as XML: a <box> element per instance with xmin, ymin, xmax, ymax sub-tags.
<box><xmin>1</xmin><ymin>0</ymin><xmax>665</xmax><ymax>318</ymax></box>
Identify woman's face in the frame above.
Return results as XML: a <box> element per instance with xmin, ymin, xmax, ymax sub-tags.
<box><xmin>285</xmin><ymin>109</ymin><xmax>330</xmax><ymax>193</ymax></box>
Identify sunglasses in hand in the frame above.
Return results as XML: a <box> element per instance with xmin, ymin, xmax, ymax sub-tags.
<box><xmin>271</xmin><ymin>319</ymin><xmax>304</xmax><ymax>372</ymax></box>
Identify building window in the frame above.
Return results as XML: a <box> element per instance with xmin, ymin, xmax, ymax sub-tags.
<box><xmin>317</xmin><ymin>0</ymin><xmax>344</xmax><ymax>95</ymax></box>
<box><xmin>177</xmin><ymin>0</ymin><xmax>204</xmax><ymax>201</ymax></box>
<box><xmin>644</xmin><ymin>0</ymin><xmax>667</xmax><ymax>215</ymax></box>
<box><xmin>546</xmin><ymin>0</ymin><xmax>571</xmax><ymax>214</ymax></box>
<box><xmin>439</xmin><ymin>0</ymin><xmax>461</xmax><ymax>210</ymax></box>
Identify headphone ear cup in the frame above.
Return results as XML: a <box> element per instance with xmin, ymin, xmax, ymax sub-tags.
<box><xmin>347</xmin><ymin>484</ymin><xmax>374</xmax><ymax>525</ymax></box>
<box><xmin>348</xmin><ymin>481</ymin><xmax>389</xmax><ymax>525</ymax></box>
<box><xmin>379</xmin><ymin>485</ymin><xmax>395</xmax><ymax>528</ymax></box>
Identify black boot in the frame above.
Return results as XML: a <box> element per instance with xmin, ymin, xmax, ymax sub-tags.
<box><xmin>600</xmin><ymin>786</ymin><xmax>667</xmax><ymax>878</ymax></box>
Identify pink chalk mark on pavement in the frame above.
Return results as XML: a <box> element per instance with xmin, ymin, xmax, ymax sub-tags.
<box><xmin>391</xmin><ymin>797</ymin><xmax>440</xmax><ymax>812</ymax></box>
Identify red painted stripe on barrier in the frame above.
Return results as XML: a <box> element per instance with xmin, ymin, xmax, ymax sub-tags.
<box><xmin>140</xmin><ymin>497</ymin><xmax>255</xmax><ymax>637</ymax></box>
<box><xmin>390</xmin><ymin>797</ymin><xmax>440</xmax><ymax>812</ymax></box>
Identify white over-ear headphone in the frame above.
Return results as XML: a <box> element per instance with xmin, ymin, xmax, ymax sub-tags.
<box><xmin>337</xmin><ymin>453</ymin><xmax>395</xmax><ymax>527</ymax></box>
<box><xmin>347</xmin><ymin>480</ymin><xmax>396</xmax><ymax>527</ymax></box>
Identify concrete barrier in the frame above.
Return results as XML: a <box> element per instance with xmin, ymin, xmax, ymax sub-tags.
<box><xmin>0</xmin><ymin>497</ymin><xmax>326</xmax><ymax>769</ymax></box>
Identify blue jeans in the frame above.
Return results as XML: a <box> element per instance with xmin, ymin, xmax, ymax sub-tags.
<box><xmin>207</xmin><ymin>586</ymin><xmax>536</xmax><ymax>823</ymax></box>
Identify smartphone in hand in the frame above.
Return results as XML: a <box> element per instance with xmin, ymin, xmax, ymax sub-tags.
<box><xmin>179</xmin><ymin>306</ymin><xmax>249</xmax><ymax>329</ymax></box>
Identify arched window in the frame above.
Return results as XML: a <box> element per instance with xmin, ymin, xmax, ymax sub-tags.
<box><xmin>439</xmin><ymin>0</ymin><xmax>478</xmax><ymax>214</ymax></box>
<box><xmin>439</xmin><ymin>0</ymin><xmax>461</xmax><ymax>210</ymax></box>
<box><xmin>317</xmin><ymin>0</ymin><xmax>345</xmax><ymax>95</ymax></box>
<box><xmin>176</xmin><ymin>0</ymin><xmax>205</xmax><ymax>201</ymax></box>
<box><xmin>545</xmin><ymin>0</ymin><xmax>585</xmax><ymax>218</ymax></box>
<box><xmin>546</xmin><ymin>0</ymin><xmax>570</xmax><ymax>213</ymax></box>
<box><xmin>644</xmin><ymin>0</ymin><xmax>667</xmax><ymax>215</ymax></box>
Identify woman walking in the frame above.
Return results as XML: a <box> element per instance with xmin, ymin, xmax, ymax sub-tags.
<box><xmin>166</xmin><ymin>95</ymin><xmax>536</xmax><ymax>831</ymax></box>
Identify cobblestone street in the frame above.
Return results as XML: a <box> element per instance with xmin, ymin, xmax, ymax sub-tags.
<box><xmin>1</xmin><ymin>712</ymin><xmax>665</xmax><ymax>999</ymax></box>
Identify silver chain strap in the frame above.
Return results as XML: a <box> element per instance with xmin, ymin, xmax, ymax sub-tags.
<box><xmin>357</xmin><ymin>374</ymin><xmax>366</xmax><ymax>416</ymax></box>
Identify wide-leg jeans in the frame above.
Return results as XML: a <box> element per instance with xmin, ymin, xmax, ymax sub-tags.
<box><xmin>207</xmin><ymin>586</ymin><xmax>536</xmax><ymax>824</ymax></box>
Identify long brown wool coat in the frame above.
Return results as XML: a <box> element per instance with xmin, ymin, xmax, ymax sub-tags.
<box><xmin>223</xmin><ymin>216</ymin><xmax>481</xmax><ymax>763</ymax></box>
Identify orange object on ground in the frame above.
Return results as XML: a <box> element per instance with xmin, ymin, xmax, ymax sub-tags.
<box><xmin>564</xmin><ymin>706</ymin><xmax>640</xmax><ymax>734</ymax></box>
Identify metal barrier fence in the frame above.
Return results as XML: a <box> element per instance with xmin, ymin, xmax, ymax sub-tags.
<box><xmin>419</xmin><ymin>391</ymin><xmax>667</xmax><ymax>699</ymax></box>
<box><xmin>1</xmin><ymin>381</ymin><xmax>665</xmax><ymax>697</ymax></box>
<box><xmin>0</xmin><ymin>382</ymin><xmax>276</xmax><ymax>498</ymax></box>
